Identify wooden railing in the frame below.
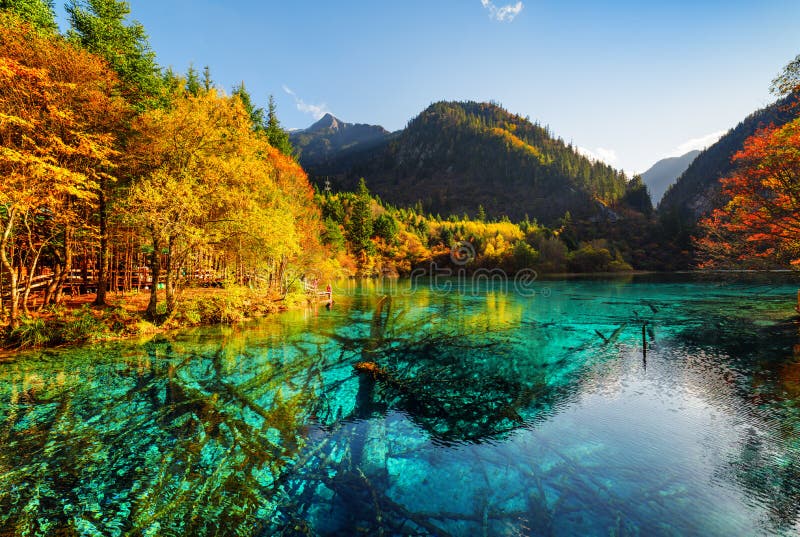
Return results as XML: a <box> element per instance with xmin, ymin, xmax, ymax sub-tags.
<box><xmin>1</xmin><ymin>267</ymin><xmax>223</xmax><ymax>300</ymax></box>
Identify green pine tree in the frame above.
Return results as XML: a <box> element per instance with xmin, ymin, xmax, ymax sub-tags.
<box><xmin>622</xmin><ymin>175</ymin><xmax>654</xmax><ymax>216</ymax></box>
<box><xmin>66</xmin><ymin>0</ymin><xmax>162</xmax><ymax>109</ymax></box>
<box><xmin>232</xmin><ymin>82</ymin><xmax>266</xmax><ymax>131</ymax></box>
<box><xmin>0</xmin><ymin>0</ymin><xmax>57</xmax><ymax>32</ymax></box>
<box><xmin>373</xmin><ymin>213</ymin><xmax>399</xmax><ymax>244</ymax></box>
<box><xmin>265</xmin><ymin>95</ymin><xmax>295</xmax><ymax>157</ymax></box>
<box><xmin>347</xmin><ymin>178</ymin><xmax>374</xmax><ymax>256</ymax></box>
<box><xmin>202</xmin><ymin>65</ymin><xmax>213</xmax><ymax>92</ymax></box>
<box><xmin>321</xmin><ymin>218</ymin><xmax>346</xmax><ymax>252</ymax></box>
<box><xmin>185</xmin><ymin>63</ymin><xmax>201</xmax><ymax>95</ymax></box>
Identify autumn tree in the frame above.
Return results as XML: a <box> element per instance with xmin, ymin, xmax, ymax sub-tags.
<box><xmin>125</xmin><ymin>89</ymin><xmax>237</xmax><ymax>317</ymax></box>
<box><xmin>772</xmin><ymin>54</ymin><xmax>800</xmax><ymax>97</ymax></box>
<box><xmin>66</xmin><ymin>0</ymin><xmax>162</xmax><ymax>305</ymax></box>
<box><xmin>125</xmin><ymin>87</ymin><xmax>322</xmax><ymax>318</ymax></box>
<box><xmin>696</xmin><ymin>117</ymin><xmax>800</xmax><ymax>268</ymax></box>
<box><xmin>0</xmin><ymin>14</ymin><xmax>125</xmax><ymax>326</ymax></box>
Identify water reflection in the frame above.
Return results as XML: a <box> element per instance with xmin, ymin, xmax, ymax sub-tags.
<box><xmin>0</xmin><ymin>275</ymin><xmax>799</xmax><ymax>536</ymax></box>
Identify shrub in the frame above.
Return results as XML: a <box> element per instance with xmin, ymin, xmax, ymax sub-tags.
<box><xmin>512</xmin><ymin>240</ymin><xmax>539</xmax><ymax>269</ymax></box>
<box><xmin>567</xmin><ymin>245</ymin><xmax>613</xmax><ymax>272</ymax></box>
<box><xmin>8</xmin><ymin>317</ymin><xmax>56</xmax><ymax>348</ymax></box>
<box><xmin>60</xmin><ymin>307</ymin><xmax>106</xmax><ymax>343</ymax></box>
<box><xmin>6</xmin><ymin>306</ymin><xmax>107</xmax><ymax>349</ymax></box>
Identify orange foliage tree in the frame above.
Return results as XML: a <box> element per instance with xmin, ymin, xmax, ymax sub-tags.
<box><xmin>0</xmin><ymin>14</ymin><xmax>125</xmax><ymax>326</ymax></box>
<box><xmin>696</xmin><ymin>117</ymin><xmax>800</xmax><ymax>268</ymax></box>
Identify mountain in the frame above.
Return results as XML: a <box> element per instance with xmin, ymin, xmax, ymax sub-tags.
<box><xmin>290</xmin><ymin>113</ymin><xmax>391</xmax><ymax>170</ymax></box>
<box><xmin>303</xmin><ymin>101</ymin><xmax>641</xmax><ymax>225</ymax></box>
<box><xmin>641</xmin><ymin>150</ymin><xmax>700</xmax><ymax>205</ymax></box>
<box><xmin>658</xmin><ymin>94</ymin><xmax>797</xmax><ymax>222</ymax></box>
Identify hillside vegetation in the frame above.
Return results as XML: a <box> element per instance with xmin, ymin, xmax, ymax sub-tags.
<box><xmin>303</xmin><ymin>101</ymin><xmax>642</xmax><ymax>225</ymax></box>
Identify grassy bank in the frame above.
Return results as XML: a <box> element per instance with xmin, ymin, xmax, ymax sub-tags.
<box><xmin>0</xmin><ymin>286</ymin><xmax>309</xmax><ymax>351</ymax></box>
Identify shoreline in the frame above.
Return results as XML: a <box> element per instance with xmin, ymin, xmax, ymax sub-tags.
<box><xmin>3</xmin><ymin>271</ymin><xmax>798</xmax><ymax>356</ymax></box>
<box><xmin>0</xmin><ymin>286</ymin><xmax>314</xmax><ymax>356</ymax></box>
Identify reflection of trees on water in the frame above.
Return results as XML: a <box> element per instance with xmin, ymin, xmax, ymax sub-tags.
<box><xmin>286</xmin><ymin>295</ymin><xmax>626</xmax><ymax>536</ymax></box>
<box><xmin>8</xmin><ymin>283</ymin><xmax>800</xmax><ymax>536</ymax></box>
<box><xmin>674</xmin><ymin>306</ymin><xmax>800</xmax><ymax>534</ymax></box>
<box><xmin>336</xmin><ymin>294</ymin><xmax>595</xmax><ymax>444</ymax></box>
<box><xmin>0</xmin><ymin>292</ymin><xmax>615</xmax><ymax>536</ymax></box>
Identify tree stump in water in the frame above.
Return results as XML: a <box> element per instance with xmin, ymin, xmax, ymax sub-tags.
<box><xmin>354</xmin><ymin>361</ymin><xmax>388</xmax><ymax>380</ymax></box>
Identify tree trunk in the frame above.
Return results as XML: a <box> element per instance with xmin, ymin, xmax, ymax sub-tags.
<box><xmin>1</xmin><ymin>210</ymin><xmax>20</xmax><ymax>328</ymax></box>
<box><xmin>41</xmin><ymin>222</ymin><xmax>72</xmax><ymax>308</ymax></box>
<box><xmin>5</xmin><ymin>269</ymin><xmax>18</xmax><ymax>329</ymax></box>
<box><xmin>21</xmin><ymin>214</ymin><xmax>42</xmax><ymax>315</ymax></box>
<box><xmin>22</xmin><ymin>253</ymin><xmax>43</xmax><ymax>315</ymax></box>
<box><xmin>42</xmin><ymin>262</ymin><xmax>61</xmax><ymax>309</ymax></box>
<box><xmin>94</xmin><ymin>188</ymin><xmax>109</xmax><ymax>306</ymax></box>
<box><xmin>278</xmin><ymin>256</ymin><xmax>288</xmax><ymax>295</ymax></box>
<box><xmin>165</xmin><ymin>237</ymin><xmax>176</xmax><ymax>315</ymax></box>
<box><xmin>146</xmin><ymin>234</ymin><xmax>160</xmax><ymax>320</ymax></box>
<box><xmin>53</xmin><ymin>224</ymin><xmax>72</xmax><ymax>305</ymax></box>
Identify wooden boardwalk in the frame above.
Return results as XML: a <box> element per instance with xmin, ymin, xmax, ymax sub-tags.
<box><xmin>303</xmin><ymin>282</ymin><xmax>332</xmax><ymax>302</ymax></box>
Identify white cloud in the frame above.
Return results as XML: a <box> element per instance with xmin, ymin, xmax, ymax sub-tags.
<box><xmin>282</xmin><ymin>84</ymin><xmax>331</xmax><ymax>120</ymax></box>
<box><xmin>480</xmin><ymin>0</ymin><xmax>523</xmax><ymax>22</ymax></box>
<box><xmin>669</xmin><ymin>130</ymin><xmax>726</xmax><ymax>157</ymax></box>
<box><xmin>577</xmin><ymin>146</ymin><xmax>619</xmax><ymax>165</ymax></box>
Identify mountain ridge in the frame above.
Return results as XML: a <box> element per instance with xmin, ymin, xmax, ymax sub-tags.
<box><xmin>290</xmin><ymin>113</ymin><xmax>391</xmax><ymax>168</ymax></box>
<box><xmin>296</xmin><ymin>100</ymin><xmax>644</xmax><ymax>225</ymax></box>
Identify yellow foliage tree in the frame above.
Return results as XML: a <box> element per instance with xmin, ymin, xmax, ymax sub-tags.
<box><xmin>124</xmin><ymin>87</ymin><xmax>323</xmax><ymax>318</ymax></box>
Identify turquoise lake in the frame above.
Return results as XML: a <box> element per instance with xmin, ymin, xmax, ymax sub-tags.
<box><xmin>2</xmin><ymin>275</ymin><xmax>800</xmax><ymax>536</ymax></box>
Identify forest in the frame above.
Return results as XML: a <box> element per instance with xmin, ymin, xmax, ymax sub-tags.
<box><xmin>0</xmin><ymin>0</ymin><xmax>332</xmax><ymax>343</ymax></box>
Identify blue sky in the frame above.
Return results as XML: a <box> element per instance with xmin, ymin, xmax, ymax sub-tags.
<box><xmin>56</xmin><ymin>1</ymin><xmax>800</xmax><ymax>174</ymax></box>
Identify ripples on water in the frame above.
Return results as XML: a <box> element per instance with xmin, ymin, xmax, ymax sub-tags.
<box><xmin>1</xmin><ymin>274</ymin><xmax>799</xmax><ymax>536</ymax></box>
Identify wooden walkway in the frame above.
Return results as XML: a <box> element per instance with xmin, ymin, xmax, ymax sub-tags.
<box><xmin>2</xmin><ymin>267</ymin><xmax>169</xmax><ymax>301</ymax></box>
<box><xmin>303</xmin><ymin>282</ymin><xmax>332</xmax><ymax>301</ymax></box>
